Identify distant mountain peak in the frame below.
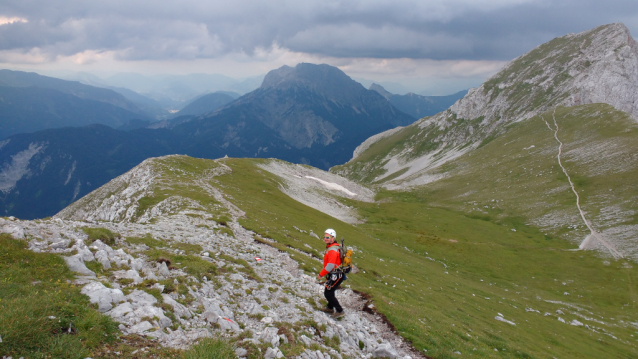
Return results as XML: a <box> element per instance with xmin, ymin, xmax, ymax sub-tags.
<box><xmin>369</xmin><ymin>83</ymin><xmax>392</xmax><ymax>99</ymax></box>
<box><xmin>259</xmin><ymin>63</ymin><xmax>367</xmax><ymax>103</ymax></box>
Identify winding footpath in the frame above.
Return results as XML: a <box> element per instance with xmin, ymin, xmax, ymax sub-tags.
<box><xmin>542</xmin><ymin>109</ymin><xmax>622</xmax><ymax>259</ymax></box>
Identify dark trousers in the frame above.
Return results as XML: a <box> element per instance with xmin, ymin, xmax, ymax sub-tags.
<box><xmin>324</xmin><ymin>277</ymin><xmax>343</xmax><ymax>313</ymax></box>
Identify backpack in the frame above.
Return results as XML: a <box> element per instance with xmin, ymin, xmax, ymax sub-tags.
<box><xmin>339</xmin><ymin>238</ymin><xmax>353</xmax><ymax>274</ymax></box>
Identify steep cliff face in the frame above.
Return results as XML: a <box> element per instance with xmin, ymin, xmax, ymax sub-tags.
<box><xmin>333</xmin><ymin>23</ymin><xmax>638</xmax><ymax>186</ymax></box>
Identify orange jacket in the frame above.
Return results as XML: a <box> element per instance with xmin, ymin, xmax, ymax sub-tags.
<box><xmin>319</xmin><ymin>242</ymin><xmax>342</xmax><ymax>277</ymax></box>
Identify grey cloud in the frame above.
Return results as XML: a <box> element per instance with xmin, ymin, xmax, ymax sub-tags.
<box><xmin>1</xmin><ymin>0</ymin><xmax>638</xmax><ymax>62</ymax></box>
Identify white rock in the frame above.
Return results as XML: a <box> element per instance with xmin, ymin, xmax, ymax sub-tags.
<box><xmin>64</xmin><ymin>254</ymin><xmax>96</xmax><ymax>277</ymax></box>
<box><xmin>2</xmin><ymin>223</ymin><xmax>25</xmax><ymax>238</ymax></box>
<box><xmin>108</xmin><ymin>302</ymin><xmax>133</xmax><ymax>318</ymax></box>
<box><xmin>129</xmin><ymin>321</ymin><xmax>153</xmax><ymax>334</ymax></box>
<box><xmin>94</xmin><ymin>249</ymin><xmax>111</xmax><ymax>269</ymax></box>
<box><xmin>264</xmin><ymin>347</ymin><xmax>284</xmax><ymax>359</ymax></box>
<box><xmin>570</xmin><ymin>319</ymin><xmax>584</xmax><ymax>326</ymax></box>
<box><xmin>127</xmin><ymin>290</ymin><xmax>157</xmax><ymax>308</ymax></box>
<box><xmin>162</xmin><ymin>294</ymin><xmax>192</xmax><ymax>319</ymax></box>
<box><xmin>76</xmin><ymin>245</ymin><xmax>95</xmax><ymax>262</ymax></box>
<box><xmin>158</xmin><ymin>262</ymin><xmax>171</xmax><ymax>277</ymax></box>
<box><xmin>80</xmin><ymin>282</ymin><xmax>125</xmax><ymax>312</ymax></box>
<box><xmin>495</xmin><ymin>316</ymin><xmax>516</xmax><ymax>326</ymax></box>
<box><xmin>374</xmin><ymin>343</ymin><xmax>398</xmax><ymax>358</ymax></box>
<box><xmin>235</xmin><ymin>348</ymin><xmax>248</xmax><ymax>357</ymax></box>
<box><xmin>217</xmin><ymin>316</ymin><xmax>240</xmax><ymax>332</ymax></box>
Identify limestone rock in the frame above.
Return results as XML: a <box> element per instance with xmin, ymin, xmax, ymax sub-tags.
<box><xmin>80</xmin><ymin>281</ymin><xmax>125</xmax><ymax>312</ymax></box>
<box><xmin>162</xmin><ymin>294</ymin><xmax>192</xmax><ymax>319</ymax></box>
<box><xmin>2</xmin><ymin>223</ymin><xmax>25</xmax><ymax>238</ymax></box>
<box><xmin>65</xmin><ymin>254</ymin><xmax>96</xmax><ymax>277</ymax></box>
<box><xmin>374</xmin><ymin>343</ymin><xmax>398</xmax><ymax>358</ymax></box>
<box><xmin>264</xmin><ymin>347</ymin><xmax>284</xmax><ymax>359</ymax></box>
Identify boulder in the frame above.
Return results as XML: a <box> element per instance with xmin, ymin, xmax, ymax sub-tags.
<box><xmin>264</xmin><ymin>347</ymin><xmax>284</xmax><ymax>359</ymax></box>
<box><xmin>80</xmin><ymin>281</ymin><xmax>125</xmax><ymax>312</ymax></box>
<box><xmin>2</xmin><ymin>223</ymin><xmax>25</xmax><ymax>238</ymax></box>
<box><xmin>94</xmin><ymin>249</ymin><xmax>111</xmax><ymax>269</ymax></box>
<box><xmin>108</xmin><ymin>302</ymin><xmax>133</xmax><ymax>318</ymax></box>
<box><xmin>129</xmin><ymin>321</ymin><xmax>153</xmax><ymax>334</ymax></box>
<box><xmin>162</xmin><ymin>293</ymin><xmax>192</xmax><ymax>319</ymax></box>
<box><xmin>374</xmin><ymin>343</ymin><xmax>398</xmax><ymax>358</ymax></box>
<box><xmin>235</xmin><ymin>348</ymin><xmax>248</xmax><ymax>357</ymax></box>
<box><xmin>127</xmin><ymin>289</ymin><xmax>158</xmax><ymax>308</ymax></box>
<box><xmin>159</xmin><ymin>262</ymin><xmax>171</xmax><ymax>277</ymax></box>
<box><xmin>76</xmin><ymin>244</ymin><xmax>95</xmax><ymax>262</ymax></box>
<box><xmin>65</xmin><ymin>254</ymin><xmax>96</xmax><ymax>277</ymax></box>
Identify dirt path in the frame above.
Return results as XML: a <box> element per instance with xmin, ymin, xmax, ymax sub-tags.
<box><xmin>542</xmin><ymin>108</ymin><xmax>623</xmax><ymax>258</ymax></box>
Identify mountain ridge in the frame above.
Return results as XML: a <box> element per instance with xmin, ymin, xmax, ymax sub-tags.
<box><xmin>368</xmin><ymin>83</ymin><xmax>467</xmax><ymax>120</ymax></box>
<box><xmin>334</xmin><ymin>23</ymin><xmax>638</xmax><ymax>187</ymax></box>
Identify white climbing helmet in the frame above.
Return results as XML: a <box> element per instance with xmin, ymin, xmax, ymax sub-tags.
<box><xmin>324</xmin><ymin>228</ymin><xmax>336</xmax><ymax>238</ymax></box>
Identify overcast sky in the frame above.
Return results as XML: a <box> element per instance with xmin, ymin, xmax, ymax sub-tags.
<box><xmin>2</xmin><ymin>0</ymin><xmax>638</xmax><ymax>94</ymax></box>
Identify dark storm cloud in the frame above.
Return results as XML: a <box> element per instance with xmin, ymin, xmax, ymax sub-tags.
<box><xmin>1</xmin><ymin>0</ymin><xmax>638</xmax><ymax>62</ymax></box>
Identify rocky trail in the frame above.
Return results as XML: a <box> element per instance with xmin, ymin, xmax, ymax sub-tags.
<box><xmin>542</xmin><ymin>109</ymin><xmax>623</xmax><ymax>259</ymax></box>
<box><xmin>0</xmin><ymin>202</ymin><xmax>422</xmax><ymax>358</ymax></box>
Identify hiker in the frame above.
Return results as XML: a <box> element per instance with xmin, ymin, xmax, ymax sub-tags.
<box><xmin>317</xmin><ymin>228</ymin><xmax>345</xmax><ymax>318</ymax></box>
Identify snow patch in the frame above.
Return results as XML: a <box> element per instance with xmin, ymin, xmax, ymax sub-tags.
<box><xmin>304</xmin><ymin>176</ymin><xmax>357</xmax><ymax>196</ymax></box>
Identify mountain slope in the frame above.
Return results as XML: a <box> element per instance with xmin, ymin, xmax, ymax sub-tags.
<box><xmin>0</xmin><ymin>86</ymin><xmax>150</xmax><ymax>139</ymax></box>
<box><xmin>0</xmin><ymin>69</ymin><xmax>150</xmax><ymax>118</ymax></box>
<box><xmin>369</xmin><ymin>83</ymin><xmax>467</xmax><ymax>119</ymax></box>
<box><xmin>3</xmin><ymin>155</ymin><xmax>637</xmax><ymax>358</ymax></box>
<box><xmin>0</xmin><ymin>125</ymin><xmax>178</xmax><ymax>219</ymax></box>
<box><xmin>334</xmin><ymin>23</ymin><xmax>638</xmax><ymax>186</ymax></box>
<box><xmin>397</xmin><ymin>104</ymin><xmax>638</xmax><ymax>259</ymax></box>
<box><xmin>106</xmin><ymin>86</ymin><xmax>170</xmax><ymax>120</ymax></box>
<box><xmin>174</xmin><ymin>63</ymin><xmax>415</xmax><ymax>169</ymax></box>
<box><xmin>174</xmin><ymin>92</ymin><xmax>237</xmax><ymax>117</ymax></box>
<box><xmin>0</xmin><ymin>62</ymin><xmax>417</xmax><ymax>218</ymax></box>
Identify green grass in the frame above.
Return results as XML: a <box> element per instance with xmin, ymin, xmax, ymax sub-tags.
<box><xmin>82</xmin><ymin>227</ymin><xmax>120</xmax><ymax>246</ymax></box>
<box><xmin>126</xmin><ymin>233</ymin><xmax>166</xmax><ymax>248</ymax></box>
<box><xmin>206</xmin><ymin>157</ymin><xmax>638</xmax><ymax>358</ymax></box>
<box><xmin>0</xmin><ymin>234</ymin><xmax>119</xmax><ymax>358</ymax></box>
<box><xmin>418</xmin><ymin>104</ymin><xmax>638</xmax><ymax>251</ymax></box>
<box><xmin>56</xmin><ymin>151</ymin><xmax>638</xmax><ymax>358</ymax></box>
<box><xmin>144</xmin><ymin>248</ymin><xmax>219</xmax><ymax>281</ymax></box>
<box><xmin>181</xmin><ymin>337</ymin><xmax>236</xmax><ymax>359</ymax></box>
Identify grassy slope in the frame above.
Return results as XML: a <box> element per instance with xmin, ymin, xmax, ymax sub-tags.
<box><xmin>43</xmin><ymin>152</ymin><xmax>638</xmax><ymax>358</ymax></box>
<box><xmin>419</xmin><ymin>104</ymin><xmax>638</xmax><ymax>256</ymax></box>
<box><xmin>0</xmin><ymin>234</ymin><xmax>119</xmax><ymax>358</ymax></box>
<box><xmin>200</xmin><ymin>158</ymin><xmax>638</xmax><ymax>358</ymax></box>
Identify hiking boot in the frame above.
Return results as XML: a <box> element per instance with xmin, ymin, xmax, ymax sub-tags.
<box><xmin>331</xmin><ymin>311</ymin><xmax>345</xmax><ymax>319</ymax></box>
<box><xmin>320</xmin><ymin>307</ymin><xmax>334</xmax><ymax>314</ymax></box>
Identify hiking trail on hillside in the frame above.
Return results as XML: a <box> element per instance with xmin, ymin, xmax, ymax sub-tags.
<box><xmin>542</xmin><ymin>109</ymin><xmax>623</xmax><ymax>259</ymax></box>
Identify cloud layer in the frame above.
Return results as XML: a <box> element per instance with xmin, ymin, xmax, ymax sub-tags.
<box><xmin>2</xmin><ymin>0</ymin><xmax>638</xmax><ymax>64</ymax></box>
